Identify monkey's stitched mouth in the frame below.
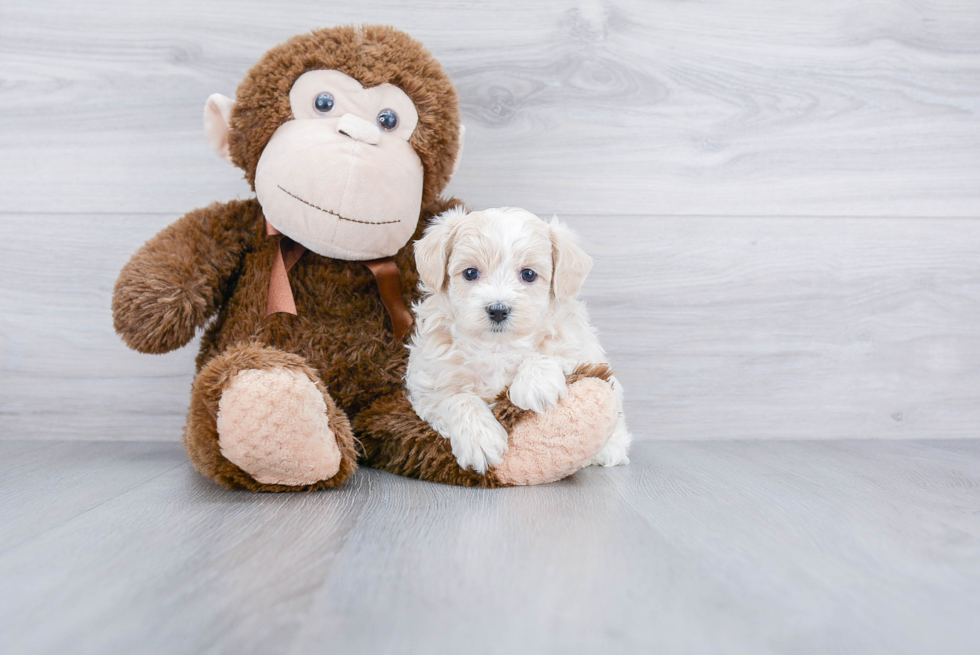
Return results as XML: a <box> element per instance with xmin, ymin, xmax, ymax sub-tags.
<box><xmin>277</xmin><ymin>185</ymin><xmax>400</xmax><ymax>225</ymax></box>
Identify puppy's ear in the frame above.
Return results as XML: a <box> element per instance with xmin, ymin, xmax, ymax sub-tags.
<box><xmin>415</xmin><ymin>207</ymin><xmax>465</xmax><ymax>291</ymax></box>
<box><xmin>550</xmin><ymin>217</ymin><xmax>592</xmax><ymax>300</ymax></box>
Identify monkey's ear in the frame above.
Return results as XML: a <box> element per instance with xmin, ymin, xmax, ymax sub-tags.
<box><xmin>450</xmin><ymin>124</ymin><xmax>466</xmax><ymax>177</ymax></box>
<box><xmin>415</xmin><ymin>207</ymin><xmax>465</xmax><ymax>291</ymax></box>
<box><xmin>550</xmin><ymin>217</ymin><xmax>592</xmax><ymax>300</ymax></box>
<box><xmin>204</xmin><ymin>93</ymin><xmax>235</xmax><ymax>163</ymax></box>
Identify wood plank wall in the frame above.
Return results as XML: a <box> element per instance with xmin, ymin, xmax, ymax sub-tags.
<box><xmin>1</xmin><ymin>0</ymin><xmax>978</xmax><ymax>441</ymax></box>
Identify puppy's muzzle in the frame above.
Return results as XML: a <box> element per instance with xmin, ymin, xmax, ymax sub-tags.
<box><xmin>486</xmin><ymin>302</ymin><xmax>510</xmax><ymax>324</ymax></box>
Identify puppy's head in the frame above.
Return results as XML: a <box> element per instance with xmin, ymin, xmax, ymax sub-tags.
<box><xmin>415</xmin><ymin>207</ymin><xmax>592</xmax><ymax>339</ymax></box>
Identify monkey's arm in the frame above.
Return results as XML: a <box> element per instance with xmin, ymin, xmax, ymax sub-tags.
<box><xmin>112</xmin><ymin>199</ymin><xmax>258</xmax><ymax>354</ymax></box>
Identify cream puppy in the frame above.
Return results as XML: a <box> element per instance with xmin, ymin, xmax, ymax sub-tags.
<box><xmin>406</xmin><ymin>206</ymin><xmax>631</xmax><ymax>474</ymax></box>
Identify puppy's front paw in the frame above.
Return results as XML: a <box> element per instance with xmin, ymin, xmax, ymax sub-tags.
<box><xmin>450</xmin><ymin>418</ymin><xmax>509</xmax><ymax>474</ymax></box>
<box><xmin>509</xmin><ymin>359</ymin><xmax>568</xmax><ymax>413</ymax></box>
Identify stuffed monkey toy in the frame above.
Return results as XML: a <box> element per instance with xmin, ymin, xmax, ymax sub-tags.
<box><xmin>112</xmin><ymin>25</ymin><xmax>619</xmax><ymax>491</ymax></box>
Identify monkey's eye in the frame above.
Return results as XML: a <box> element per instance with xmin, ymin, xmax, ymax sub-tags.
<box><xmin>377</xmin><ymin>108</ymin><xmax>399</xmax><ymax>131</ymax></box>
<box><xmin>314</xmin><ymin>92</ymin><xmax>335</xmax><ymax>114</ymax></box>
<box><xmin>463</xmin><ymin>268</ymin><xmax>480</xmax><ymax>281</ymax></box>
<box><xmin>521</xmin><ymin>269</ymin><xmax>537</xmax><ymax>283</ymax></box>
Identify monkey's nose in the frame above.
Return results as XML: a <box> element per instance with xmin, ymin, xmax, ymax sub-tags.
<box><xmin>337</xmin><ymin>114</ymin><xmax>381</xmax><ymax>145</ymax></box>
<box><xmin>486</xmin><ymin>303</ymin><xmax>510</xmax><ymax>324</ymax></box>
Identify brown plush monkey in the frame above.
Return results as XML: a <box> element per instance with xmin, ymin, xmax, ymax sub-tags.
<box><xmin>112</xmin><ymin>25</ymin><xmax>619</xmax><ymax>491</ymax></box>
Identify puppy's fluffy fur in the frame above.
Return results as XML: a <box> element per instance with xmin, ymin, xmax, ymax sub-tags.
<box><xmin>406</xmin><ymin>207</ymin><xmax>631</xmax><ymax>473</ymax></box>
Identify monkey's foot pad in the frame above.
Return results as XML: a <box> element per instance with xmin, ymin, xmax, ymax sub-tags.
<box><xmin>217</xmin><ymin>367</ymin><xmax>341</xmax><ymax>485</ymax></box>
<box><xmin>493</xmin><ymin>377</ymin><xmax>617</xmax><ymax>486</ymax></box>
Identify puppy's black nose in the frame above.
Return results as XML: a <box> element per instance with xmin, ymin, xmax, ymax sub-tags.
<box><xmin>486</xmin><ymin>303</ymin><xmax>510</xmax><ymax>324</ymax></box>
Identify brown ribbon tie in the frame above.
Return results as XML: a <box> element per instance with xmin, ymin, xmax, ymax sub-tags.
<box><xmin>363</xmin><ymin>257</ymin><xmax>414</xmax><ymax>342</ymax></box>
<box><xmin>264</xmin><ymin>219</ymin><xmax>414</xmax><ymax>342</ymax></box>
<box><xmin>265</xmin><ymin>220</ymin><xmax>307</xmax><ymax>316</ymax></box>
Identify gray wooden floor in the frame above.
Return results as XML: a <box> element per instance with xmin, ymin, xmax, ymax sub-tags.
<box><xmin>2</xmin><ymin>440</ymin><xmax>978</xmax><ymax>655</ymax></box>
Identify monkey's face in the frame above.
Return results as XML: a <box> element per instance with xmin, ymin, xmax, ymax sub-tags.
<box><xmin>205</xmin><ymin>27</ymin><xmax>464</xmax><ymax>259</ymax></box>
<box><xmin>254</xmin><ymin>70</ymin><xmax>425</xmax><ymax>260</ymax></box>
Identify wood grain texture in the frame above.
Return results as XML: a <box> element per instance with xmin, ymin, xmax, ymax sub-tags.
<box><xmin>579</xmin><ymin>215</ymin><xmax>980</xmax><ymax>439</ymax></box>
<box><xmin>3</xmin><ymin>213</ymin><xmax>978</xmax><ymax>441</ymax></box>
<box><xmin>0</xmin><ymin>0</ymin><xmax>978</xmax><ymax>216</ymax></box>
<box><xmin>0</xmin><ymin>441</ymin><xmax>186</xmax><ymax>551</ymax></box>
<box><xmin>1</xmin><ymin>2</ymin><xmax>978</xmax><ymax>441</ymax></box>
<box><xmin>1</xmin><ymin>440</ymin><xmax>977</xmax><ymax>654</ymax></box>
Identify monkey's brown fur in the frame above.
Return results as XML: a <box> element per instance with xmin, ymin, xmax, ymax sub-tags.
<box><xmin>113</xmin><ymin>26</ymin><xmax>612</xmax><ymax>491</ymax></box>
<box><xmin>114</xmin><ymin>192</ymin><xmax>464</xmax><ymax>490</ymax></box>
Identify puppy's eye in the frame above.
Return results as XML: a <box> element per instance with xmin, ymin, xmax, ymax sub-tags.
<box><xmin>377</xmin><ymin>108</ymin><xmax>399</xmax><ymax>131</ymax></box>
<box><xmin>520</xmin><ymin>269</ymin><xmax>537</xmax><ymax>283</ymax></box>
<box><xmin>314</xmin><ymin>92</ymin><xmax>335</xmax><ymax>114</ymax></box>
<box><xmin>462</xmin><ymin>268</ymin><xmax>480</xmax><ymax>281</ymax></box>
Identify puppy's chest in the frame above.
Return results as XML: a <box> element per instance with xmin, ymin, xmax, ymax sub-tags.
<box><xmin>462</xmin><ymin>351</ymin><xmax>525</xmax><ymax>401</ymax></box>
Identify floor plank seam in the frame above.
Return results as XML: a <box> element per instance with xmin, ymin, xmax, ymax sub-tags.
<box><xmin>0</xmin><ymin>460</ymin><xmax>192</xmax><ymax>557</ymax></box>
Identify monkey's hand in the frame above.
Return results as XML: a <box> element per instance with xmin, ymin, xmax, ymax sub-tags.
<box><xmin>509</xmin><ymin>357</ymin><xmax>569</xmax><ymax>413</ymax></box>
<box><xmin>112</xmin><ymin>200</ymin><xmax>255</xmax><ymax>354</ymax></box>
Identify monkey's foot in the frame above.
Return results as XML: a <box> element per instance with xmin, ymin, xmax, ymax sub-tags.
<box><xmin>217</xmin><ymin>367</ymin><xmax>342</xmax><ymax>486</ymax></box>
<box><xmin>492</xmin><ymin>377</ymin><xmax>618</xmax><ymax>486</ymax></box>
